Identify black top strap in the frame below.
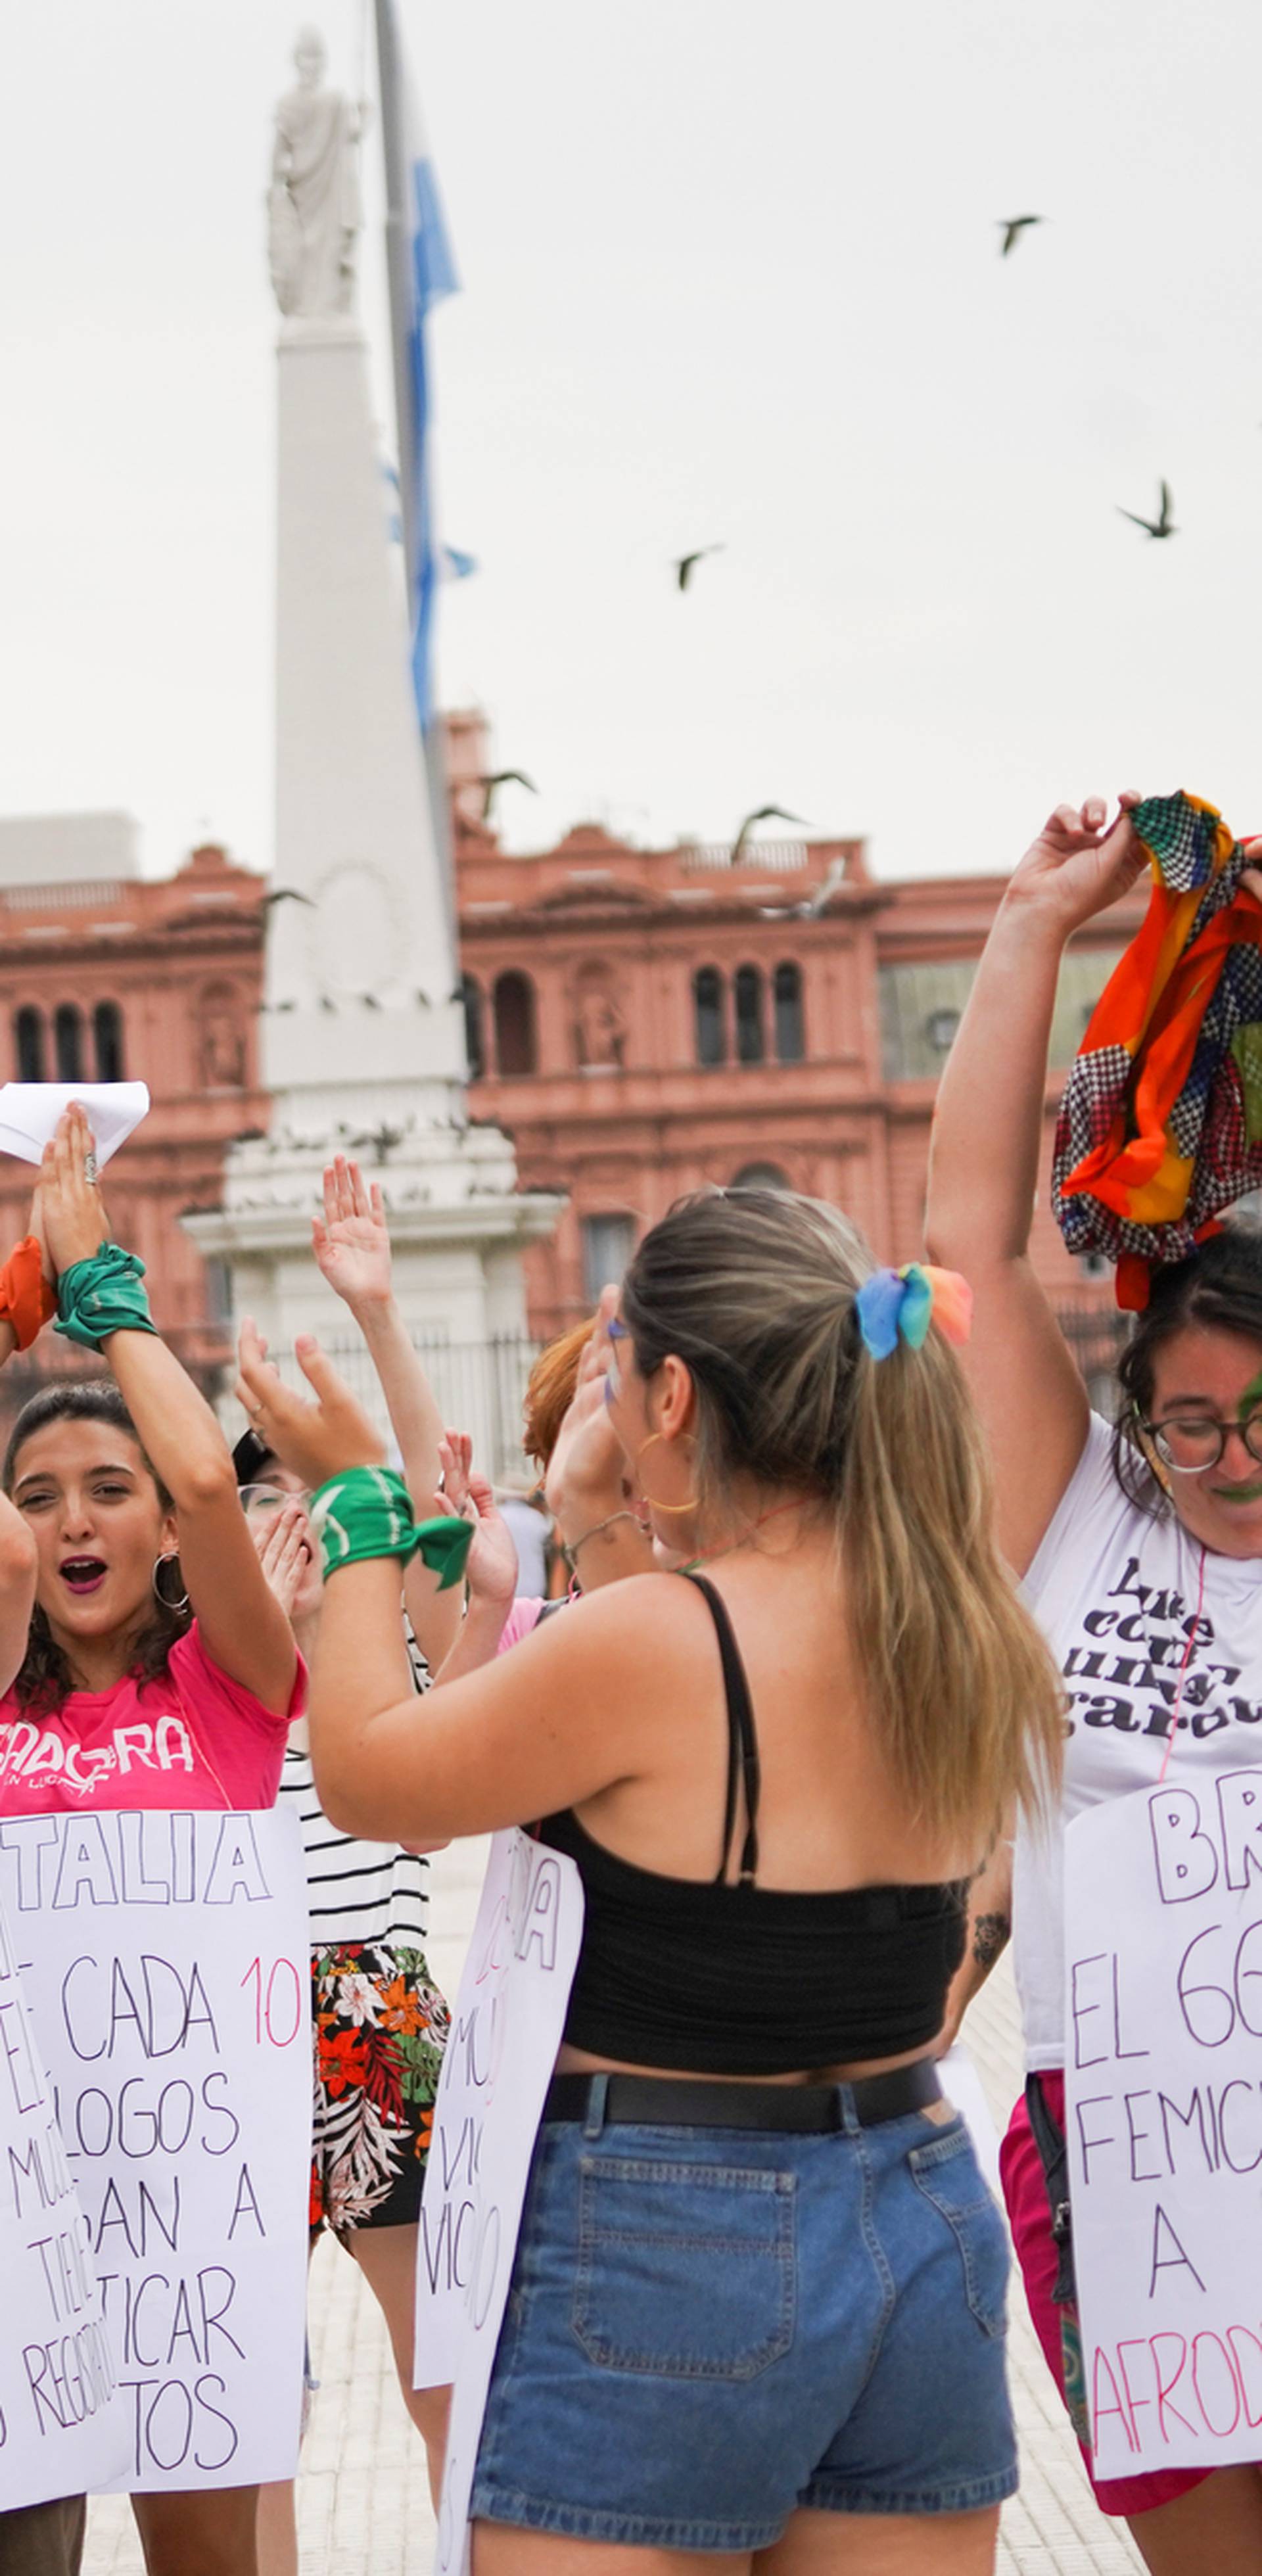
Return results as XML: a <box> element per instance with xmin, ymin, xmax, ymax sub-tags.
<box><xmin>685</xmin><ymin>1573</ymin><xmax>761</xmax><ymax>1886</ymax></box>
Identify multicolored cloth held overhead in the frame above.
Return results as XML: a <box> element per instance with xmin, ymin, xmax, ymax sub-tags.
<box><xmin>1052</xmin><ymin>791</ymin><xmax>1262</xmax><ymax>1310</ymax></box>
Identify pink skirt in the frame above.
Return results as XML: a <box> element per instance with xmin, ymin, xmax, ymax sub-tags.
<box><xmin>1000</xmin><ymin>2074</ymin><xmax>1212</xmax><ymax>2519</ymax></box>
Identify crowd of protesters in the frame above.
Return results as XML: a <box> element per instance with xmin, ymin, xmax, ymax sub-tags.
<box><xmin>1</xmin><ymin>789</ymin><xmax>1260</xmax><ymax>2576</ymax></box>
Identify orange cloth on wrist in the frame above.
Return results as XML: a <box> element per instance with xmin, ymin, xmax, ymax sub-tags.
<box><xmin>0</xmin><ymin>1236</ymin><xmax>57</xmax><ymax>1351</ymax></box>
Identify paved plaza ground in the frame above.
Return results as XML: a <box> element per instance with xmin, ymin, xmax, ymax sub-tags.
<box><xmin>83</xmin><ymin>1838</ymin><xmax>1144</xmax><ymax>2576</ymax></box>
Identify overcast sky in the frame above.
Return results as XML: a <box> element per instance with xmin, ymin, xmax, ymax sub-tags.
<box><xmin>1</xmin><ymin>1</ymin><xmax>1259</xmax><ymax>883</ymax></box>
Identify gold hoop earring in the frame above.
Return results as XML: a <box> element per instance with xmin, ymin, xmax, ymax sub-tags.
<box><xmin>634</xmin><ymin>1431</ymin><xmax>700</xmax><ymax>1516</ymax></box>
<box><xmin>152</xmin><ymin>1551</ymin><xmax>190</xmax><ymax>1613</ymax></box>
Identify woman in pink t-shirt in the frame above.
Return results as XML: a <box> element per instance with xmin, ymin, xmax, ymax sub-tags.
<box><xmin>0</xmin><ymin>1108</ymin><xmax>301</xmax><ymax>2576</ymax></box>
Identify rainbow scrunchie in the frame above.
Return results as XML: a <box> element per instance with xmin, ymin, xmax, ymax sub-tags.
<box><xmin>854</xmin><ymin>1263</ymin><xmax>973</xmax><ymax>1361</ymax></box>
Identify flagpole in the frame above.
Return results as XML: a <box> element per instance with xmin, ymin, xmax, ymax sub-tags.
<box><xmin>373</xmin><ymin>0</ymin><xmax>460</xmax><ymax>952</ymax></box>
<box><xmin>375</xmin><ymin>0</ymin><xmax>417</xmax><ymax>613</ymax></box>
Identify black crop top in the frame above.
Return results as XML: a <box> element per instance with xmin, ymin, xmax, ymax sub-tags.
<box><xmin>539</xmin><ymin>1574</ymin><xmax>967</xmax><ymax>2076</ymax></box>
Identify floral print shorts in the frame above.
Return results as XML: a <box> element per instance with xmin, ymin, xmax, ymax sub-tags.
<box><xmin>310</xmin><ymin>1942</ymin><xmax>450</xmax><ymax>2236</ymax></box>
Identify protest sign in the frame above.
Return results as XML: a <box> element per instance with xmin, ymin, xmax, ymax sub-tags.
<box><xmin>0</xmin><ymin>1883</ymin><xmax>129</xmax><ymax>2508</ymax></box>
<box><xmin>0</xmin><ymin>1808</ymin><xmax>311</xmax><ymax>2491</ymax></box>
<box><xmin>415</xmin><ymin>1827</ymin><xmax>583</xmax><ymax>2574</ymax></box>
<box><xmin>0</xmin><ymin>1083</ymin><xmax>149</xmax><ymax>1169</ymax></box>
<box><xmin>1065</xmin><ymin>1775</ymin><xmax>1262</xmax><ymax>2477</ymax></box>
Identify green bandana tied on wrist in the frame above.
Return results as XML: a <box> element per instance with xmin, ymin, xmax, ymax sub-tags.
<box><xmin>310</xmin><ymin>1464</ymin><xmax>473</xmax><ymax>1590</ymax></box>
<box><xmin>55</xmin><ymin>1242</ymin><xmax>158</xmax><ymax>1349</ymax></box>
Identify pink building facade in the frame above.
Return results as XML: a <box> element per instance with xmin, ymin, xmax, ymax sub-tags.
<box><xmin>450</xmin><ymin>714</ymin><xmax>1142</xmax><ymax>1347</ymax></box>
<box><xmin>0</xmin><ymin>840</ymin><xmax>267</xmax><ymax>1400</ymax></box>
<box><xmin>0</xmin><ymin>746</ymin><xmax>1142</xmax><ymax>1401</ymax></box>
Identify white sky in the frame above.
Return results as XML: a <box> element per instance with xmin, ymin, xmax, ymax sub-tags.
<box><xmin>1</xmin><ymin>0</ymin><xmax>1259</xmax><ymax>882</ymax></box>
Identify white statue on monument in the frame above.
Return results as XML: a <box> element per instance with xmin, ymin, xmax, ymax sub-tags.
<box><xmin>268</xmin><ymin>28</ymin><xmax>367</xmax><ymax>319</ymax></box>
<box><xmin>186</xmin><ymin>16</ymin><xmax>561</xmax><ymax>1461</ymax></box>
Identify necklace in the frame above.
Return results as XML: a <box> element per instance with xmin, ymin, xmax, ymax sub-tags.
<box><xmin>678</xmin><ymin>1495</ymin><xmax>810</xmax><ymax>1576</ymax></box>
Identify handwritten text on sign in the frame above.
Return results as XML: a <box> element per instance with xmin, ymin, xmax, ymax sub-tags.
<box><xmin>415</xmin><ymin>1828</ymin><xmax>583</xmax><ymax>2575</ymax></box>
<box><xmin>0</xmin><ymin>1809</ymin><xmax>311</xmax><ymax>2492</ymax></box>
<box><xmin>0</xmin><ymin>1886</ymin><xmax>129</xmax><ymax>2508</ymax></box>
<box><xmin>1065</xmin><ymin>1774</ymin><xmax>1262</xmax><ymax>2476</ymax></box>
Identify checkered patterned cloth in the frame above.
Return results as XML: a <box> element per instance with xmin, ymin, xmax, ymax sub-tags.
<box><xmin>1052</xmin><ymin>791</ymin><xmax>1262</xmax><ymax>1309</ymax></box>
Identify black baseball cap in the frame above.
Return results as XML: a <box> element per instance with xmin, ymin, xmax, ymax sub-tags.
<box><xmin>232</xmin><ymin>1426</ymin><xmax>275</xmax><ymax>1487</ymax></box>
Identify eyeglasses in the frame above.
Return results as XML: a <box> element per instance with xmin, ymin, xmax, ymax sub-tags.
<box><xmin>1138</xmin><ymin>1413</ymin><xmax>1262</xmax><ymax>1475</ymax></box>
<box><xmin>238</xmin><ymin>1482</ymin><xmax>312</xmax><ymax>1522</ymax></box>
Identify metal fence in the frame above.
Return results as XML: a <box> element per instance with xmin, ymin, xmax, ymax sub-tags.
<box><xmin>248</xmin><ymin>1331</ymin><xmax>543</xmax><ymax>1486</ymax></box>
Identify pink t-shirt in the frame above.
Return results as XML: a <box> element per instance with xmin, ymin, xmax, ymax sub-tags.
<box><xmin>496</xmin><ymin>1597</ymin><xmax>546</xmax><ymax>1654</ymax></box>
<box><xmin>497</xmin><ymin>1597</ymin><xmax>546</xmax><ymax>1658</ymax></box>
<box><xmin>0</xmin><ymin>1623</ymin><xmax>302</xmax><ymax>1815</ymax></box>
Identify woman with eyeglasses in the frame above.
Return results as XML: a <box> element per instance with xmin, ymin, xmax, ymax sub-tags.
<box><xmin>237</xmin><ymin>1184</ymin><xmax>1064</xmax><ymax>2576</ymax></box>
<box><xmin>927</xmin><ymin>795</ymin><xmax>1262</xmax><ymax>2573</ymax></box>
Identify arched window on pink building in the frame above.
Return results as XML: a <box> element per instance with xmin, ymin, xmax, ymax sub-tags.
<box><xmin>461</xmin><ymin>976</ymin><xmax>485</xmax><ymax>1079</ymax></box>
<box><xmin>774</xmin><ymin>962</ymin><xmax>805</xmax><ymax>1063</ymax></box>
<box><xmin>55</xmin><ymin>1004</ymin><xmax>84</xmax><ymax>1083</ymax></box>
<box><xmin>14</xmin><ymin>1006</ymin><xmax>45</xmax><ymax>1083</ymax></box>
<box><xmin>693</xmin><ymin>967</ymin><xmax>726</xmax><ymax>1067</ymax></box>
<box><xmin>734</xmin><ymin>964</ymin><xmax>765</xmax><ymax>1064</ymax></box>
<box><xmin>493</xmin><ymin>970</ymin><xmax>538</xmax><ymax>1075</ymax></box>
<box><xmin>94</xmin><ymin>1000</ymin><xmax>125</xmax><ymax>1081</ymax></box>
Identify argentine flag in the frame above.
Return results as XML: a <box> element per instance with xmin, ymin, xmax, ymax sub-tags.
<box><xmin>381</xmin><ymin>4</ymin><xmax>460</xmax><ymax>734</ymax></box>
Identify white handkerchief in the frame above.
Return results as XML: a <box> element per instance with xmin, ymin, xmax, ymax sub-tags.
<box><xmin>0</xmin><ymin>1083</ymin><xmax>151</xmax><ymax>1169</ymax></box>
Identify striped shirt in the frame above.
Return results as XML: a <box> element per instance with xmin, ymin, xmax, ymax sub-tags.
<box><xmin>280</xmin><ymin>1746</ymin><xmax>430</xmax><ymax>1952</ymax></box>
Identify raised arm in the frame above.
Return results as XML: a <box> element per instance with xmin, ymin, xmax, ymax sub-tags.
<box><xmin>235</xmin><ymin>1327</ymin><xmax>675</xmax><ymax>1842</ymax></box>
<box><xmin>925</xmin><ymin>795</ymin><xmax>1144</xmax><ymax>1574</ymax></box>
<box><xmin>544</xmin><ymin>1305</ymin><xmax>656</xmax><ymax>1591</ymax></box>
<box><xmin>41</xmin><ymin>1108</ymin><xmax>297</xmax><ymax>1712</ymax></box>
<box><xmin>312</xmin><ymin>1156</ymin><xmax>461</xmax><ymax>1669</ymax></box>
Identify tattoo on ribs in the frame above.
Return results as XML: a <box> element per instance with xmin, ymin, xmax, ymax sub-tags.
<box><xmin>972</xmin><ymin>1911</ymin><xmax>1011</xmax><ymax>1972</ymax></box>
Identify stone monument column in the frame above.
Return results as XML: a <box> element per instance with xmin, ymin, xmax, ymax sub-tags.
<box><xmin>185</xmin><ymin>30</ymin><xmax>559</xmax><ymax>1470</ymax></box>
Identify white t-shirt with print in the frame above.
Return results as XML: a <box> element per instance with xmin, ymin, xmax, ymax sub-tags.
<box><xmin>1015</xmin><ymin>1410</ymin><xmax>1262</xmax><ymax>2071</ymax></box>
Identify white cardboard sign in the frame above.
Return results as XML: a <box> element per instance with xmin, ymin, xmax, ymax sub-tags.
<box><xmin>1065</xmin><ymin>1775</ymin><xmax>1262</xmax><ymax>2477</ymax></box>
<box><xmin>0</xmin><ymin>1809</ymin><xmax>311</xmax><ymax>2491</ymax></box>
<box><xmin>415</xmin><ymin>1828</ymin><xmax>584</xmax><ymax>2574</ymax></box>
<box><xmin>0</xmin><ymin>1885</ymin><xmax>130</xmax><ymax>2507</ymax></box>
<box><xmin>0</xmin><ymin>1083</ymin><xmax>150</xmax><ymax>1168</ymax></box>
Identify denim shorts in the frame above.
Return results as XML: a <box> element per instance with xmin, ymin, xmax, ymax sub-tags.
<box><xmin>471</xmin><ymin>2082</ymin><xmax>1017</xmax><ymax>2551</ymax></box>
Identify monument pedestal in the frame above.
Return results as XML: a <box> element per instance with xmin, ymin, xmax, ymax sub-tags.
<box><xmin>185</xmin><ymin>311</ymin><xmax>560</xmax><ymax>1462</ymax></box>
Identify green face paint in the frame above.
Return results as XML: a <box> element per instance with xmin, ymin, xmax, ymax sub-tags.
<box><xmin>1238</xmin><ymin>1368</ymin><xmax>1262</xmax><ymax>1422</ymax></box>
<box><xmin>1211</xmin><ymin>1477</ymin><xmax>1262</xmax><ymax>1503</ymax></box>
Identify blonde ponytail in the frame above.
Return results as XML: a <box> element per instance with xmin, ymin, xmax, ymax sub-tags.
<box><xmin>841</xmin><ymin>1327</ymin><xmax>1063</xmax><ymax>1843</ymax></box>
<box><xmin>621</xmin><ymin>1189</ymin><xmax>1064</xmax><ymax>1850</ymax></box>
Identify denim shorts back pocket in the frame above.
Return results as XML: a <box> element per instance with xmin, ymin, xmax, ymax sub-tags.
<box><xmin>907</xmin><ymin>2124</ymin><xmax>1009</xmax><ymax>2341</ymax></box>
<box><xmin>572</xmin><ymin>2150</ymin><xmax>797</xmax><ymax>2382</ymax></box>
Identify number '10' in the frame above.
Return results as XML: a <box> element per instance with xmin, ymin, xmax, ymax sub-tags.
<box><xmin>241</xmin><ymin>1956</ymin><xmax>304</xmax><ymax>2048</ymax></box>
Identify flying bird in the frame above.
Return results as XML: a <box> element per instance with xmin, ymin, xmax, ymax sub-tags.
<box><xmin>261</xmin><ymin>887</ymin><xmax>316</xmax><ymax>910</ymax></box>
<box><xmin>1117</xmin><ymin>480</ymin><xmax>1177</xmax><ymax>540</ymax></box>
<box><xmin>361</xmin><ymin>993</ymin><xmax>382</xmax><ymax>1009</ymax></box>
<box><xmin>479</xmin><ymin>770</ymin><xmax>538</xmax><ymax>821</ymax></box>
<box><xmin>674</xmin><ymin>546</ymin><xmax>725</xmax><ymax>592</ymax></box>
<box><xmin>998</xmin><ymin>215</ymin><xmax>1044</xmax><ymax>257</ymax></box>
<box><xmin>731</xmin><ymin>806</ymin><xmax>807</xmax><ymax>864</ymax></box>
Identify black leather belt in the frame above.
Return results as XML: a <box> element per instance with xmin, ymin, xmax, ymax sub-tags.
<box><xmin>542</xmin><ymin>2059</ymin><xmax>941</xmax><ymax>2134</ymax></box>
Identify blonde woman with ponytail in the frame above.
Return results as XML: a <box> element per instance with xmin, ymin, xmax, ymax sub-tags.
<box><xmin>238</xmin><ymin>1187</ymin><xmax>1064</xmax><ymax>2576</ymax></box>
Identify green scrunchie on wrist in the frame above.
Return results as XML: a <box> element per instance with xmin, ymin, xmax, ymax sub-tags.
<box><xmin>310</xmin><ymin>1464</ymin><xmax>473</xmax><ymax>1591</ymax></box>
<box><xmin>55</xmin><ymin>1242</ymin><xmax>158</xmax><ymax>1350</ymax></box>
